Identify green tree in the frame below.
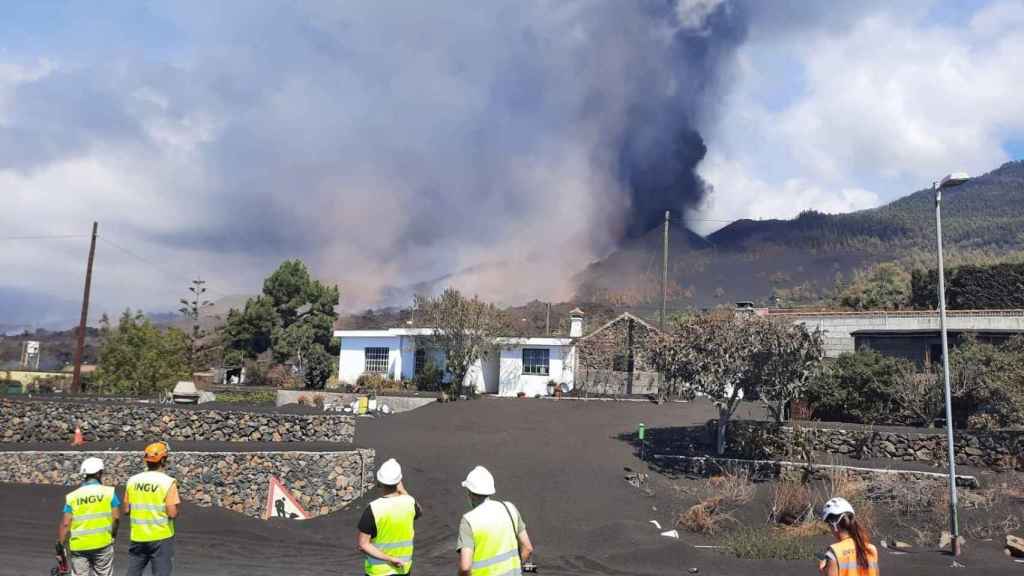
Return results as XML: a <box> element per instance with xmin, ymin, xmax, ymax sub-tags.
<box><xmin>222</xmin><ymin>296</ymin><xmax>278</xmax><ymax>361</ymax></box>
<box><xmin>803</xmin><ymin>349</ymin><xmax>908</xmax><ymax>424</ymax></box>
<box><xmin>836</xmin><ymin>262</ymin><xmax>911</xmax><ymax>310</ymax></box>
<box><xmin>749</xmin><ymin>319</ymin><xmax>825</xmax><ymax>423</ymax></box>
<box><xmin>179</xmin><ymin>278</ymin><xmax>214</xmax><ymax>373</ymax></box>
<box><xmin>95</xmin><ymin>310</ymin><xmax>190</xmax><ymax>396</ymax></box>
<box><xmin>650</xmin><ymin>310</ymin><xmax>760</xmax><ymax>455</ymax></box>
<box><xmin>222</xmin><ymin>260</ymin><xmax>339</xmax><ymax>389</ymax></box>
<box><xmin>949</xmin><ymin>335</ymin><xmax>1024</xmax><ymax>429</ymax></box>
<box><xmin>414</xmin><ymin>288</ymin><xmax>510</xmax><ymax>397</ymax></box>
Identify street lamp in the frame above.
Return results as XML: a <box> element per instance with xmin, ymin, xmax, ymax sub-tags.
<box><xmin>934</xmin><ymin>171</ymin><xmax>969</xmax><ymax>556</ymax></box>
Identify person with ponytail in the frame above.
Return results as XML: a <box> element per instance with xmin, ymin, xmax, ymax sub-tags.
<box><xmin>818</xmin><ymin>497</ymin><xmax>879</xmax><ymax>576</ymax></box>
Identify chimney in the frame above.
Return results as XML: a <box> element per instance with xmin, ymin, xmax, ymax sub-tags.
<box><xmin>569</xmin><ymin>308</ymin><xmax>585</xmax><ymax>338</ymax></box>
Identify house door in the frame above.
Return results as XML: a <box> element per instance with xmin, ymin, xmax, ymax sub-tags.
<box><xmin>482</xmin><ymin>351</ymin><xmax>500</xmax><ymax>394</ymax></box>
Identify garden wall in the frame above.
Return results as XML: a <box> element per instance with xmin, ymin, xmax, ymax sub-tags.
<box><xmin>0</xmin><ymin>449</ymin><xmax>374</xmax><ymax>518</ymax></box>
<box><xmin>651</xmin><ymin>420</ymin><xmax>1023</xmax><ymax>471</ymax></box>
<box><xmin>653</xmin><ymin>455</ymin><xmax>979</xmax><ymax>488</ymax></box>
<box><xmin>0</xmin><ymin>399</ymin><xmax>355</xmax><ymax>443</ymax></box>
<box><xmin>573</xmin><ymin>369</ymin><xmax>659</xmax><ymax>396</ymax></box>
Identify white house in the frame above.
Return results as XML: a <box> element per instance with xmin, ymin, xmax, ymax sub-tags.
<box><xmin>334</xmin><ymin>311</ymin><xmax>585</xmax><ymax>397</ymax></box>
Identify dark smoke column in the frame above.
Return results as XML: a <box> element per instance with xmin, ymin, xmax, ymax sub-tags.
<box><xmin>615</xmin><ymin>1</ymin><xmax>746</xmax><ymax>238</ymax></box>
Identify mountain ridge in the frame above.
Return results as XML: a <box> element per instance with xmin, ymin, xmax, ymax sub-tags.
<box><xmin>575</xmin><ymin>160</ymin><xmax>1024</xmax><ymax>308</ymax></box>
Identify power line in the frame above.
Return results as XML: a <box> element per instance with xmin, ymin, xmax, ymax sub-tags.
<box><xmin>0</xmin><ymin>234</ymin><xmax>91</xmax><ymax>241</ymax></box>
<box><xmin>96</xmin><ymin>235</ymin><xmax>228</xmax><ymax>301</ymax></box>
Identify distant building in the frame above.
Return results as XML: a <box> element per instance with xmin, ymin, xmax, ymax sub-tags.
<box><xmin>761</xmin><ymin>308</ymin><xmax>1024</xmax><ymax>365</ymax></box>
<box><xmin>333</xmin><ymin>329</ymin><xmax>578</xmax><ymax>397</ymax></box>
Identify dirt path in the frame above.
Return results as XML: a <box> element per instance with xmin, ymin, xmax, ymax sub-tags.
<box><xmin>0</xmin><ymin>398</ymin><xmax>1014</xmax><ymax>575</ymax></box>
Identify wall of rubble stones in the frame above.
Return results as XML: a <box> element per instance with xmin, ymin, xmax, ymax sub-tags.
<box><xmin>0</xmin><ymin>398</ymin><xmax>354</xmax><ymax>443</ymax></box>
<box><xmin>0</xmin><ymin>449</ymin><xmax>375</xmax><ymax>518</ymax></box>
<box><xmin>654</xmin><ymin>455</ymin><xmax>980</xmax><ymax>487</ymax></box>
<box><xmin>650</xmin><ymin>420</ymin><xmax>1023</xmax><ymax>471</ymax></box>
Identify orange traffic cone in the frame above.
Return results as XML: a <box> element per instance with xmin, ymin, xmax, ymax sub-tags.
<box><xmin>71</xmin><ymin>426</ymin><xmax>84</xmax><ymax>447</ymax></box>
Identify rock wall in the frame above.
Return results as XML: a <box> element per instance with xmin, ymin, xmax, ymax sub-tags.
<box><xmin>0</xmin><ymin>449</ymin><xmax>374</xmax><ymax>518</ymax></box>
<box><xmin>651</xmin><ymin>421</ymin><xmax>1023</xmax><ymax>471</ymax></box>
<box><xmin>0</xmin><ymin>399</ymin><xmax>354</xmax><ymax>443</ymax></box>
<box><xmin>573</xmin><ymin>369</ymin><xmax>659</xmax><ymax>396</ymax></box>
<box><xmin>653</xmin><ymin>455</ymin><xmax>979</xmax><ymax>488</ymax></box>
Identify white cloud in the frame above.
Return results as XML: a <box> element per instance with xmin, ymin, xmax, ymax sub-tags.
<box><xmin>693</xmin><ymin>153</ymin><xmax>879</xmax><ymax>230</ymax></box>
<box><xmin>696</xmin><ymin>0</ymin><xmax>1024</xmax><ymax>233</ymax></box>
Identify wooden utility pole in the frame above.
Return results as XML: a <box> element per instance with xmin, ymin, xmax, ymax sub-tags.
<box><xmin>72</xmin><ymin>222</ymin><xmax>98</xmax><ymax>394</ymax></box>
<box><xmin>661</xmin><ymin>210</ymin><xmax>670</xmax><ymax>329</ymax></box>
<box><xmin>545</xmin><ymin>302</ymin><xmax>551</xmax><ymax>336</ymax></box>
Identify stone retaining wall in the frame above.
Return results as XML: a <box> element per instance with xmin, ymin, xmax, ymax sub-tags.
<box><xmin>651</xmin><ymin>421</ymin><xmax>1023</xmax><ymax>471</ymax></box>
<box><xmin>652</xmin><ymin>455</ymin><xmax>980</xmax><ymax>488</ymax></box>
<box><xmin>0</xmin><ymin>449</ymin><xmax>374</xmax><ymax>518</ymax></box>
<box><xmin>0</xmin><ymin>399</ymin><xmax>354</xmax><ymax>443</ymax></box>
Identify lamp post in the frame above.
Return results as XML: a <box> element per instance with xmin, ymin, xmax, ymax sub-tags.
<box><xmin>934</xmin><ymin>171</ymin><xmax>970</xmax><ymax>556</ymax></box>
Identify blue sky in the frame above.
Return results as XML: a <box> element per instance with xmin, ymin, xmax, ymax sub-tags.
<box><xmin>2</xmin><ymin>0</ymin><xmax>1023</xmax><ymax>327</ymax></box>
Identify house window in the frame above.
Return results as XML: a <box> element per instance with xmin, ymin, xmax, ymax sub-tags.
<box><xmin>364</xmin><ymin>347</ymin><xmax>390</xmax><ymax>374</ymax></box>
<box><xmin>415</xmin><ymin>348</ymin><xmax>427</xmax><ymax>374</ymax></box>
<box><xmin>522</xmin><ymin>348</ymin><xmax>550</xmax><ymax>376</ymax></box>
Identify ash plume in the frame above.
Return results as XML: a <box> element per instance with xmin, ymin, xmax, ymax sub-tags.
<box><xmin>1</xmin><ymin>0</ymin><xmax>759</xmax><ymax>317</ymax></box>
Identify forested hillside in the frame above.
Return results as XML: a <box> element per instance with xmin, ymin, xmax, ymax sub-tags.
<box><xmin>576</xmin><ymin>161</ymin><xmax>1024</xmax><ymax>308</ymax></box>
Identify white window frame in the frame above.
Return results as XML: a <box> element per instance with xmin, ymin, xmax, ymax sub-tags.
<box><xmin>522</xmin><ymin>348</ymin><xmax>550</xmax><ymax>376</ymax></box>
<box><xmin>364</xmin><ymin>347</ymin><xmax>390</xmax><ymax>375</ymax></box>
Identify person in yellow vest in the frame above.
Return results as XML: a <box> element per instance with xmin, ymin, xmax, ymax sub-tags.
<box><xmin>357</xmin><ymin>458</ymin><xmax>421</xmax><ymax>576</ymax></box>
<box><xmin>123</xmin><ymin>441</ymin><xmax>180</xmax><ymax>576</ymax></box>
<box><xmin>818</xmin><ymin>497</ymin><xmax>879</xmax><ymax>576</ymax></box>
<box><xmin>57</xmin><ymin>457</ymin><xmax>120</xmax><ymax>576</ymax></box>
<box><xmin>457</xmin><ymin>466</ymin><xmax>534</xmax><ymax>576</ymax></box>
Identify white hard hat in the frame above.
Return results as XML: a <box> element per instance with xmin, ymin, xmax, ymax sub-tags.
<box><xmin>376</xmin><ymin>458</ymin><xmax>403</xmax><ymax>485</ymax></box>
<box><xmin>461</xmin><ymin>465</ymin><xmax>496</xmax><ymax>496</ymax></box>
<box><xmin>821</xmin><ymin>497</ymin><xmax>855</xmax><ymax>520</ymax></box>
<box><xmin>80</xmin><ymin>457</ymin><xmax>104</xmax><ymax>476</ymax></box>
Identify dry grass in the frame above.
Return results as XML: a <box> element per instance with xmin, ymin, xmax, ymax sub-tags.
<box><xmin>864</xmin><ymin>474</ymin><xmax>944</xmax><ymax>516</ymax></box>
<box><xmin>770</xmin><ymin>478</ymin><xmax>814</xmax><ymax>526</ymax></box>
<box><xmin>823</xmin><ymin>467</ymin><xmax>867</xmax><ymax>502</ymax></box>
<box><xmin>677</xmin><ymin>496</ymin><xmax>735</xmax><ymax>535</ymax></box>
<box><xmin>707</xmin><ymin>469</ymin><xmax>755</xmax><ymax>506</ymax></box>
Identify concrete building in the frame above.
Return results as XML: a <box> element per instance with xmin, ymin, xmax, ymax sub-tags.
<box><xmin>763</xmin><ymin>308</ymin><xmax>1024</xmax><ymax>365</ymax></box>
<box><xmin>334</xmin><ymin>320</ymin><xmax>582</xmax><ymax>396</ymax></box>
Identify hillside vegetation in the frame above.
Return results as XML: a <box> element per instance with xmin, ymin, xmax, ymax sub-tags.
<box><xmin>576</xmin><ymin>161</ymin><xmax>1024</xmax><ymax>308</ymax></box>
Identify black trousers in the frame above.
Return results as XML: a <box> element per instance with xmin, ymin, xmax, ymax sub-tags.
<box><xmin>126</xmin><ymin>538</ymin><xmax>174</xmax><ymax>576</ymax></box>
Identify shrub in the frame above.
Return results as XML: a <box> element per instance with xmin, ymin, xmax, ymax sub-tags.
<box><xmin>242</xmin><ymin>360</ymin><xmax>268</xmax><ymax>387</ymax></box>
<box><xmin>356</xmin><ymin>373</ymin><xmax>383</xmax><ymax>393</ymax></box>
<box><xmin>677</xmin><ymin>497</ymin><xmax>734</xmax><ymax>535</ymax></box>
<box><xmin>265</xmin><ymin>364</ymin><xmax>302</xmax><ymax>389</ymax></box>
<box><xmin>355</xmin><ymin>373</ymin><xmax>402</xmax><ymax>393</ymax></box>
<box><xmin>706</xmin><ymin>470</ymin><xmax>755</xmax><ymax>506</ymax></box>
<box><xmin>296</xmin><ymin>393</ymin><xmax>325</xmax><ymax>408</ymax></box>
<box><xmin>722</xmin><ymin>527</ymin><xmax>818</xmax><ymax>560</ymax></box>
<box><xmin>949</xmin><ymin>335</ymin><xmax>1024</xmax><ymax>429</ymax></box>
<box><xmin>215</xmin><ymin>390</ymin><xmax>277</xmax><ymax>404</ymax></box>
<box><xmin>804</xmin><ymin>349</ymin><xmax>907</xmax><ymax>424</ymax></box>
<box><xmin>769</xmin><ymin>478</ymin><xmax>813</xmax><ymax>526</ymax></box>
<box><xmin>413</xmin><ymin>362</ymin><xmax>443</xmax><ymax>392</ymax></box>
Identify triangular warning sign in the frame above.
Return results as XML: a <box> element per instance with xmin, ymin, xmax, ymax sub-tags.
<box><xmin>264</xmin><ymin>476</ymin><xmax>311</xmax><ymax>520</ymax></box>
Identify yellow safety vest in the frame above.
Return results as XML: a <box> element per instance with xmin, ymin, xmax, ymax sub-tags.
<box><xmin>364</xmin><ymin>495</ymin><xmax>416</xmax><ymax>576</ymax></box>
<box><xmin>829</xmin><ymin>537</ymin><xmax>879</xmax><ymax>576</ymax></box>
<box><xmin>66</xmin><ymin>483</ymin><xmax>115</xmax><ymax>552</ymax></box>
<box><xmin>463</xmin><ymin>499</ymin><xmax>522</xmax><ymax>576</ymax></box>
<box><xmin>126</xmin><ymin>471</ymin><xmax>176</xmax><ymax>542</ymax></box>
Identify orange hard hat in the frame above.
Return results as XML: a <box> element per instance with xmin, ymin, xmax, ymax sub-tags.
<box><xmin>144</xmin><ymin>441</ymin><xmax>169</xmax><ymax>463</ymax></box>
